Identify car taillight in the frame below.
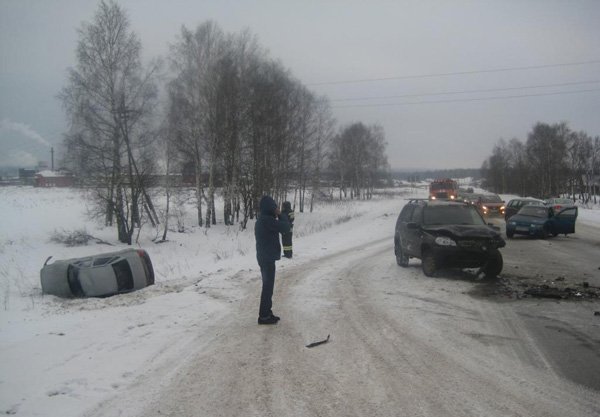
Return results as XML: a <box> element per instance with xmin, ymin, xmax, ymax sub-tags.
<box><xmin>137</xmin><ymin>250</ymin><xmax>146</xmax><ymax>257</ymax></box>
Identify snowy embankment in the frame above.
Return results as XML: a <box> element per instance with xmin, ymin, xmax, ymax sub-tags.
<box><xmin>0</xmin><ymin>186</ymin><xmax>413</xmax><ymax>417</ymax></box>
<box><xmin>2</xmin><ymin>185</ymin><xmax>599</xmax><ymax>416</ymax></box>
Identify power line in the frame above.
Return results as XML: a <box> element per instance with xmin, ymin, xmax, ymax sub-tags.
<box><xmin>329</xmin><ymin>80</ymin><xmax>600</xmax><ymax>102</ymax></box>
<box><xmin>331</xmin><ymin>88</ymin><xmax>600</xmax><ymax>109</ymax></box>
<box><xmin>309</xmin><ymin>60</ymin><xmax>600</xmax><ymax>86</ymax></box>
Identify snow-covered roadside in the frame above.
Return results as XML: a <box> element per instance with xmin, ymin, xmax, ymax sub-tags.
<box><xmin>0</xmin><ymin>186</ymin><xmax>413</xmax><ymax>417</ymax></box>
<box><xmin>2</xmin><ymin>185</ymin><xmax>599</xmax><ymax>417</ymax></box>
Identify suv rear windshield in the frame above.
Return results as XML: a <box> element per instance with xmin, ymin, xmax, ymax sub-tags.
<box><xmin>423</xmin><ymin>205</ymin><xmax>485</xmax><ymax>226</ymax></box>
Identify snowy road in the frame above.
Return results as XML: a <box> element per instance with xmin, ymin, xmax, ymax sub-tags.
<box><xmin>85</xmin><ymin>237</ymin><xmax>600</xmax><ymax>417</ymax></box>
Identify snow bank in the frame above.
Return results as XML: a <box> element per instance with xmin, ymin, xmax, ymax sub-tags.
<box><xmin>0</xmin><ymin>186</ymin><xmax>415</xmax><ymax>416</ymax></box>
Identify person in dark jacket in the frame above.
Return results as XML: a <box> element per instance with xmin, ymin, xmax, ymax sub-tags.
<box><xmin>255</xmin><ymin>195</ymin><xmax>290</xmax><ymax>325</ymax></box>
<box><xmin>281</xmin><ymin>201</ymin><xmax>294</xmax><ymax>258</ymax></box>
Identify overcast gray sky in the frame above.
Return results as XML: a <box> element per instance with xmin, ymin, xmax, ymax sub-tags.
<box><xmin>1</xmin><ymin>0</ymin><xmax>600</xmax><ymax>170</ymax></box>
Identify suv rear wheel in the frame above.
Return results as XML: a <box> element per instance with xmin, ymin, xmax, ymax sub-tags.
<box><xmin>421</xmin><ymin>250</ymin><xmax>437</xmax><ymax>277</ymax></box>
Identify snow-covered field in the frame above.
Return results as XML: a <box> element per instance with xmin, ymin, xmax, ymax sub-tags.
<box><xmin>1</xmin><ymin>185</ymin><xmax>599</xmax><ymax>416</ymax></box>
<box><xmin>0</xmin><ymin>186</ymin><xmax>414</xmax><ymax>416</ymax></box>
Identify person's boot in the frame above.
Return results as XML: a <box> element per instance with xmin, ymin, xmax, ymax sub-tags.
<box><xmin>258</xmin><ymin>315</ymin><xmax>278</xmax><ymax>325</ymax></box>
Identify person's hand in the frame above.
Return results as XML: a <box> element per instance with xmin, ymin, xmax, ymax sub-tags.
<box><xmin>275</xmin><ymin>207</ymin><xmax>281</xmax><ymax>216</ymax></box>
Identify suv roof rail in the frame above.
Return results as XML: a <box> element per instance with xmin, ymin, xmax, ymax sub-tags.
<box><xmin>405</xmin><ymin>198</ymin><xmax>472</xmax><ymax>206</ymax></box>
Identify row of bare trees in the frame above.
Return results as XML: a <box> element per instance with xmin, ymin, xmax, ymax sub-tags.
<box><xmin>330</xmin><ymin>123</ymin><xmax>388</xmax><ymax>200</ymax></box>
<box><xmin>481</xmin><ymin>122</ymin><xmax>600</xmax><ymax>202</ymax></box>
<box><xmin>165</xmin><ymin>21</ymin><xmax>341</xmax><ymax>230</ymax></box>
<box><xmin>60</xmin><ymin>1</ymin><xmax>388</xmax><ymax>243</ymax></box>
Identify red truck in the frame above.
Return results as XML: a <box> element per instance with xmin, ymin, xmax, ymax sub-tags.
<box><xmin>429</xmin><ymin>178</ymin><xmax>458</xmax><ymax>200</ymax></box>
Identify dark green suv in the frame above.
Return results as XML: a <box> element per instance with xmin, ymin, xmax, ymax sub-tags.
<box><xmin>394</xmin><ymin>200</ymin><xmax>506</xmax><ymax>278</ymax></box>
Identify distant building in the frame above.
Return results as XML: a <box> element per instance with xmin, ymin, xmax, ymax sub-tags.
<box><xmin>19</xmin><ymin>168</ymin><xmax>38</xmax><ymax>185</ymax></box>
<box><xmin>34</xmin><ymin>169</ymin><xmax>74</xmax><ymax>187</ymax></box>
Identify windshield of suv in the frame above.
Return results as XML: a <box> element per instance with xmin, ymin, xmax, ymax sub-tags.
<box><xmin>423</xmin><ymin>205</ymin><xmax>485</xmax><ymax>225</ymax></box>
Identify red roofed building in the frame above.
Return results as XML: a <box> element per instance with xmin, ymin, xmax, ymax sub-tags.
<box><xmin>34</xmin><ymin>169</ymin><xmax>74</xmax><ymax>187</ymax></box>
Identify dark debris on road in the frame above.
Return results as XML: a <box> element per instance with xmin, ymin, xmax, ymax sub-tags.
<box><xmin>471</xmin><ymin>274</ymin><xmax>600</xmax><ymax>301</ymax></box>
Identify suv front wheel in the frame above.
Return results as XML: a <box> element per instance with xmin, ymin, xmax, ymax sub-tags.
<box><xmin>421</xmin><ymin>250</ymin><xmax>437</xmax><ymax>277</ymax></box>
<box><xmin>482</xmin><ymin>249</ymin><xmax>503</xmax><ymax>279</ymax></box>
<box><xmin>396</xmin><ymin>243</ymin><xmax>409</xmax><ymax>267</ymax></box>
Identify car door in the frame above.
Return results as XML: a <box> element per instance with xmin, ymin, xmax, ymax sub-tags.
<box><xmin>404</xmin><ymin>205</ymin><xmax>423</xmax><ymax>257</ymax></box>
<box><xmin>505</xmin><ymin>200</ymin><xmax>517</xmax><ymax>219</ymax></box>
<box><xmin>506</xmin><ymin>200</ymin><xmax>523</xmax><ymax>217</ymax></box>
<box><xmin>553</xmin><ymin>206</ymin><xmax>578</xmax><ymax>234</ymax></box>
<box><xmin>396</xmin><ymin>204</ymin><xmax>414</xmax><ymax>250</ymax></box>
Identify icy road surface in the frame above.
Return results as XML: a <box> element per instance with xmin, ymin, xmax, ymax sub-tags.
<box><xmin>86</xmin><ymin>238</ymin><xmax>600</xmax><ymax>417</ymax></box>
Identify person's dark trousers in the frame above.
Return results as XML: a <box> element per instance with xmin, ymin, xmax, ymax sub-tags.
<box><xmin>259</xmin><ymin>261</ymin><xmax>276</xmax><ymax>318</ymax></box>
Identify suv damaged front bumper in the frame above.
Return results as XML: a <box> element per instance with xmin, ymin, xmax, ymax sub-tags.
<box><xmin>428</xmin><ymin>242</ymin><xmax>502</xmax><ymax>269</ymax></box>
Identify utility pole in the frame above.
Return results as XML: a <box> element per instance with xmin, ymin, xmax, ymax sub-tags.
<box><xmin>51</xmin><ymin>147</ymin><xmax>54</xmax><ymax>171</ymax></box>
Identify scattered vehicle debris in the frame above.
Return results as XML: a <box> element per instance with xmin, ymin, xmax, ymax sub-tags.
<box><xmin>306</xmin><ymin>334</ymin><xmax>330</xmax><ymax>348</ymax></box>
<box><xmin>470</xmin><ymin>274</ymin><xmax>600</xmax><ymax>301</ymax></box>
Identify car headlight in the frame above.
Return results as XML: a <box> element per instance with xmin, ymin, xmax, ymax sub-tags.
<box><xmin>482</xmin><ymin>205</ymin><xmax>488</xmax><ymax>210</ymax></box>
<box><xmin>531</xmin><ymin>224</ymin><xmax>541</xmax><ymax>228</ymax></box>
<box><xmin>509</xmin><ymin>221</ymin><xmax>516</xmax><ymax>225</ymax></box>
<box><xmin>435</xmin><ymin>236</ymin><xmax>457</xmax><ymax>246</ymax></box>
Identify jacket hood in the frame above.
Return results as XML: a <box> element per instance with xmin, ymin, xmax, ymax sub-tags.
<box><xmin>259</xmin><ymin>196</ymin><xmax>277</xmax><ymax>216</ymax></box>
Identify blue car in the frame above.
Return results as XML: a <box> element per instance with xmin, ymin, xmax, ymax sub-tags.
<box><xmin>505</xmin><ymin>205</ymin><xmax>577</xmax><ymax>238</ymax></box>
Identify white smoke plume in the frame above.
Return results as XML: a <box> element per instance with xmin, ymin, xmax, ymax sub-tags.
<box><xmin>0</xmin><ymin>118</ymin><xmax>51</xmax><ymax>147</ymax></box>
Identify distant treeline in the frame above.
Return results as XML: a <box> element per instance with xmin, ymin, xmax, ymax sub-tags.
<box><xmin>481</xmin><ymin>122</ymin><xmax>599</xmax><ymax>202</ymax></box>
<box><xmin>391</xmin><ymin>168</ymin><xmax>481</xmax><ymax>182</ymax></box>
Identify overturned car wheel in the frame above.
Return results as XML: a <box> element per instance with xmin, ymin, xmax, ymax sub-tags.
<box><xmin>482</xmin><ymin>249</ymin><xmax>503</xmax><ymax>279</ymax></box>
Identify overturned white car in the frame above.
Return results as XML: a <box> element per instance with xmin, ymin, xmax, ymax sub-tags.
<box><xmin>41</xmin><ymin>249</ymin><xmax>155</xmax><ymax>297</ymax></box>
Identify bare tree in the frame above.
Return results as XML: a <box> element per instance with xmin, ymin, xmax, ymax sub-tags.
<box><xmin>168</xmin><ymin>21</ymin><xmax>225</xmax><ymax>227</ymax></box>
<box><xmin>329</xmin><ymin>122</ymin><xmax>388</xmax><ymax>199</ymax></box>
<box><xmin>60</xmin><ymin>0</ymin><xmax>159</xmax><ymax>244</ymax></box>
<box><xmin>526</xmin><ymin>122</ymin><xmax>569</xmax><ymax>198</ymax></box>
<box><xmin>309</xmin><ymin>96</ymin><xmax>335</xmax><ymax>212</ymax></box>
